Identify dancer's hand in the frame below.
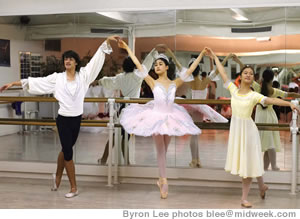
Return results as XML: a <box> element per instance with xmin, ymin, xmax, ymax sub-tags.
<box><xmin>106</xmin><ymin>35</ymin><xmax>120</xmax><ymax>45</ymax></box>
<box><xmin>0</xmin><ymin>83</ymin><xmax>13</xmax><ymax>92</ymax></box>
<box><xmin>205</xmin><ymin>47</ymin><xmax>216</xmax><ymax>59</ymax></box>
<box><xmin>232</xmin><ymin>54</ymin><xmax>241</xmax><ymax>62</ymax></box>
<box><xmin>155</xmin><ymin>44</ymin><xmax>168</xmax><ymax>50</ymax></box>
<box><xmin>118</xmin><ymin>40</ymin><xmax>129</xmax><ymax>50</ymax></box>
<box><xmin>290</xmin><ymin>103</ymin><xmax>300</xmax><ymax>114</ymax></box>
<box><xmin>228</xmin><ymin>53</ymin><xmax>234</xmax><ymax>59</ymax></box>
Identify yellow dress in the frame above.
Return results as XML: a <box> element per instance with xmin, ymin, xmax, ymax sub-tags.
<box><xmin>224</xmin><ymin>81</ymin><xmax>267</xmax><ymax>178</ymax></box>
<box><xmin>254</xmin><ymin>88</ymin><xmax>287</xmax><ymax>152</ymax></box>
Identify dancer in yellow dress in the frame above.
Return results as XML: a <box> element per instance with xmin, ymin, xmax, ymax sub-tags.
<box><xmin>254</xmin><ymin>69</ymin><xmax>300</xmax><ymax>170</ymax></box>
<box><xmin>206</xmin><ymin>48</ymin><xmax>300</xmax><ymax>208</ymax></box>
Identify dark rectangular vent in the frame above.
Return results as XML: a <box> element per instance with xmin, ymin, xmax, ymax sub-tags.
<box><xmin>90</xmin><ymin>28</ymin><xmax>123</xmax><ymax>34</ymax></box>
<box><xmin>231</xmin><ymin>26</ymin><xmax>272</xmax><ymax>33</ymax></box>
<box><xmin>45</xmin><ymin>39</ymin><xmax>61</xmax><ymax>51</ymax></box>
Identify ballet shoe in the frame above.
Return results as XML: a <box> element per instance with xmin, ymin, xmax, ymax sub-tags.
<box><xmin>260</xmin><ymin>185</ymin><xmax>268</xmax><ymax>199</ymax></box>
<box><xmin>271</xmin><ymin>166</ymin><xmax>280</xmax><ymax>171</ymax></box>
<box><xmin>156</xmin><ymin>177</ymin><xmax>168</xmax><ymax>199</ymax></box>
<box><xmin>189</xmin><ymin>159</ymin><xmax>201</xmax><ymax>168</ymax></box>
<box><xmin>241</xmin><ymin>200</ymin><xmax>252</xmax><ymax>208</ymax></box>
<box><xmin>51</xmin><ymin>173</ymin><xmax>58</xmax><ymax>191</ymax></box>
<box><xmin>65</xmin><ymin>190</ymin><xmax>79</xmax><ymax>198</ymax></box>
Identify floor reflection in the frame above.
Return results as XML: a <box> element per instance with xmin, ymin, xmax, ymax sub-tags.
<box><xmin>0</xmin><ymin>129</ymin><xmax>296</xmax><ymax>171</ymax></box>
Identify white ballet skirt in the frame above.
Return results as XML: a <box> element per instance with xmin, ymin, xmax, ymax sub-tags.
<box><xmin>83</xmin><ymin>86</ymin><xmax>102</xmax><ymax>118</ymax></box>
<box><xmin>81</xmin><ymin>85</ymin><xmax>106</xmax><ymax>133</ymax></box>
<box><xmin>182</xmin><ymin>89</ymin><xmax>228</xmax><ymax>123</ymax></box>
<box><xmin>120</xmin><ymin>82</ymin><xmax>201</xmax><ymax>137</ymax></box>
<box><xmin>192</xmin><ymin>89</ymin><xmax>207</xmax><ymax>99</ymax></box>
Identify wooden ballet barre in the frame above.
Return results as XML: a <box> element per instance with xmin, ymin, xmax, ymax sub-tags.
<box><xmin>7</xmin><ymin>87</ymin><xmax>22</xmax><ymax>91</ymax></box>
<box><xmin>0</xmin><ymin>96</ymin><xmax>109</xmax><ymax>103</ymax></box>
<box><xmin>195</xmin><ymin>122</ymin><xmax>290</xmax><ymax>131</ymax></box>
<box><xmin>0</xmin><ymin>96</ymin><xmax>57</xmax><ymax>102</ymax></box>
<box><xmin>0</xmin><ymin>96</ymin><xmax>296</xmax><ymax>105</ymax></box>
<box><xmin>114</xmin><ymin>98</ymin><xmax>232</xmax><ymax>104</ymax></box>
<box><xmin>0</xmin><ymin>118</ymin><xmax>289</xmax><ymax>131</ymax></box>
<box><xmin>0</xmin><ymin>101</ymin><xmax>11</xmax><ymax>104</ymax></box>
<box><xmin>0</xmin><ymin>118</ymin><xmax>117</xmax><ymax>127</ymax></box>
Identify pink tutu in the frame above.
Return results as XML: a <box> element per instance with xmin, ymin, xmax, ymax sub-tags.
<box><xmin>120</xmin><ymin>82</ymin><xmax>201</xmax><ymax>136</ymax></box>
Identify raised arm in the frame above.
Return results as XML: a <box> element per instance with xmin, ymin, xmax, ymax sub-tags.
<box><xmin>209</xmin><ymin>53</ymin><xmax>233</xmax><ymax>80</ymax></box>
<box><xmin>278</xmin><ymin>68</ymin><xmax>287</xmax><ymax>82</ymax></box>
<box><xmin>155</xmin><ymin>44</ymin><xmax>182</xmax><ymax>71</ymax></box>
<box><xmin>165</xmin><ymin>48</ymin><xmax>182</xmax><ymax>71</ymax></box>
<box><xmin>206</xmin><ymin>48</ymin><xmax>228</xmax><ymax>84</ymax></box>
<box><xmin>118</xmin><ymin>40</ymin><xmax>155</xmax><ymax>89</ymax></box>
<box><xmin>232</xmin><ymin>54</ymin><xmax>245</xmax><ymax>69</ymax></box>
<box><xmin>174</xmin><ymin>48</ymin><xmax>207</xmax><ymax>88</ymax></box>
<box><xmin>81</xmin><ymin>35</ymin><xmax>119</xmax><ymax>85</ymax></box>
<box><xmin>142</xmin><ymin>48</ymin><xmax>158</xmax><ymax>72</ymax></box>
<box><xmin>209</xmin><ymin>56</ymin><xmax>214</xmax><ymax>72</ymax></box>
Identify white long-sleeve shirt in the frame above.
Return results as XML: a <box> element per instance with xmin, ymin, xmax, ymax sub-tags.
<box><xmin>21</xmin><ymin>41</ymin><xmax>112</xmax><ymax>117</ymax></box>
<box><xmin>99</xmin><ymin>48</ymin><xmax>158</xmax><ymax>98</ymax></box>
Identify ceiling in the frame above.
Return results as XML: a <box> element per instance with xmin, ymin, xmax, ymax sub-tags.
<box><xmin>0</xmin><ymin>7</ymin><xmax>299</xmax><ymax>27</ymax></box>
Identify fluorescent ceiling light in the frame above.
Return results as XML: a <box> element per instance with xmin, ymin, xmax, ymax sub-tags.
<box><xmin>212</xmin><ymin>36</ymin><xmax>256</xmax><ymax>40</ymax></box>
<box><xmin>256</xmin><ymin>37</ymin><xmax>271</xmax><ymax>42</ymax></box>
<box><xmin>236</xmin><ymin>49</ymin><xmax>300</xmax><ymax>56</ymax></box>
<box><xmin>230</xmin><ymin>8</ymin><xmax>250</xmax><ymax>21</ymax></box>
<box><xmin>96</xmin><ymin>12</ymin><xmax>135</xmax><ymax>23</ymax></box>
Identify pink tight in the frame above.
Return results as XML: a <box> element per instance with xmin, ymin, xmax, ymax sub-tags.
<box><xmin>152</xmin><ymin>134</ymin><xmax>171</xmax><ymax>193</ymax></box>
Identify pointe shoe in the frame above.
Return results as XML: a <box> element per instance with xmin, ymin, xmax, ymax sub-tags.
<box><xmin>156</xmin><ymin>178</ymin><xmax>168</xmax><ymax>199</ymax></box>
<box><xmin>272</xmin><ymin>166</ymin><xmax>280</xmax><ymax>171</ymax></box>
<box><xmin>51</xmin><ymin>173</ymin><xmax>57</xmax><ymax>191</ymax></box>
<box><xmin>241</xmin><ymin>200</ymin><xmax>252</xmax><ymax>208</ymax></box>
<box><xmin>65</xmin><ymin>190</ymin><xmax>79</xmax><ymax>198</ymax></box>
<box><xmin>260</xmin><ymin>185</ymin><xmax>268</xmax><ymax>199</ymax></box>
<box><xmin>189</xmin><ymin>159</ymin><xmax>201</xmax><ymax>168</ymax></box>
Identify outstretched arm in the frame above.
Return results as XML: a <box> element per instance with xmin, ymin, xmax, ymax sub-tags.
<box><xmin>1</xmin><ymin>73</ymin><xmax>57</xmax><ymax>95</ymax></box>
<box><xmin>174</xmin><ymin>48</ymin><xmax>207</xmax><ymax>88</ymax></box>
<box><xmin>118</xmin><ymin>40</ymin><xmax>155</xmax><ymax>89</ymax></box>
<box><xmin>265</xmin><ymin>97</ymin><xmax>300</xmax><ymax>113</ymax></box>
<box><xmin>0</xmin><ymin>81</ymin><xmax>22</xmax><ymax>92</ymax></box>
<box><xmin>287</xmin><ymin>92</ymin><xmax>300</xmax><ymax>98</ymax></box>
<box><xmin>206</xmin><ymin>48</ymin><xmax>228</xmax><ymax>84</ymax></box>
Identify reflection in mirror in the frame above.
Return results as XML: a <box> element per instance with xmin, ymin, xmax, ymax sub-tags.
<box><xmin>0</xmin><ymin>7</ymin><xmax>299</xmax><ymax>174</ymax></box>
<box><xmin>173</xmin><ymin>7</ymin><xmax>298</xmax><ymax>172</ymax></box>
<box><xmin>0</xmin><ymin>11</ymin><xmax>178</xmax><ymax>169</ymax></box>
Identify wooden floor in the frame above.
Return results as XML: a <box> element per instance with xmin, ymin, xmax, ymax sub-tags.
<box><xmin>0</xmin><ymin>128</ymin><xmax>299</xmax><ymax>209</ymax></box>
<box><xmin>0</xmin><ymin>177</ymin><xmax>299</xmax><ymax>209</ymax></box>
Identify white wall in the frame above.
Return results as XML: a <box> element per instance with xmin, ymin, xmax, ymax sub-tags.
<box><xmin>0</xmin><ymin>24</ymin><xmax>44</xmax><ymax>83</ymax></box>
<box><xmin>0</xmin><ymin>24</ymin><xmax>44</xmax><ymax>136</ymax></box>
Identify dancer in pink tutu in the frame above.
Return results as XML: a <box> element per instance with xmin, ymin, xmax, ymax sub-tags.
<box><xmin>118</xmin><ymin>39</ymin><xmax>206</xmax><ymax>199</ymax></box>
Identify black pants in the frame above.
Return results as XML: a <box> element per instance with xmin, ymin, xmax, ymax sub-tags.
<box><xmin>56</xmin><ymin>114</ymin><xmax>82</xmax><ymax>161</ymax></box>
